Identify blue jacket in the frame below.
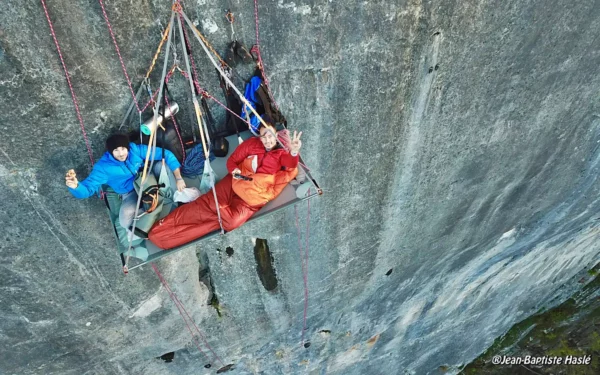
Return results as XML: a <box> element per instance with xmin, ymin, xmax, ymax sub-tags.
<box><xmin>240</xmin><ymin>76</ymin><xmax>262</xmax><ymax>134</ymax></box>
<box><xmin>68</xmin><ymin>143</ymin><xmax>181</xmax><ymax>199</ymax></box>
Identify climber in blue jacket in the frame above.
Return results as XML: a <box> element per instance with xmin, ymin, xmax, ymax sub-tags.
<box><xmin>65</xmin><ymin>133</ymin><xmax>186</xmax><ymax>237</ymax></box>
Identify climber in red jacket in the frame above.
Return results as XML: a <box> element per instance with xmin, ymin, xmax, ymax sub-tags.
<box><xmin>148</xmin><ymin>119</ymin><xmax>303</xmax><ymax>249</ymax></box>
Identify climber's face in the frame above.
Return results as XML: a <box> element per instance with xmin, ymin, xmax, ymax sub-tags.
<box><xmin>259</xmin><ymin>125</ymin><xmax>277</xmax><ymax>151</ymax></box>
<box><xmin>112</xmin><ymin>147</ymin><xmax>129</xmax><ymax>162</ymax></box>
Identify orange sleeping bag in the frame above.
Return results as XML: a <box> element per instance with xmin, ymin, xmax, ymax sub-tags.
<box><xmin>232</xmin><ymin>156</ymin><xmax>298</xmax><ymax>206</ymax></box>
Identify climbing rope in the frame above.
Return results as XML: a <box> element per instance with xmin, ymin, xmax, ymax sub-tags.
<box><xmin>152</xmin><ymin>263</ymin><xmax>225</xmax><ymax>367</ymax></box>
<box><xmin>140</xmin><ymin>88</ymin><xmax>160</xmax><ymax>113</ymax></box>
<box><xmin>41</xmin><ymin>0</ymin><xmax>95</xmax><ymax>166</ymax></box>
<box><xmin>119</xmin><ymin>26</ymin><xmax>170</xmax><ymax>130</ymax></box>
<box><xmin>98</xmin><ymin>0</ymin><xmax>142</xmax><ymax>113</ymax></box>
<box><xmin>145</xmin><ymin>26</ymin><xmax>172</xmax><ymax>82</ymax></box>
<box><xmin>294</xmin><ymin>193</ymin><xmax>311</xmax><ymax>346</ymax></box>
<box><xmin>252</xmin><ymin>0</ymin><xmax>279</xmax><ymax>110</ymax></box>
<box><xmin>183</xmin><ymin>13</ymin><xmax>228</xmax><ymax>67</ymax></box>
<box><xmin>174</xmin><ymin>66</ymin><xmax>252</xmax><ymax>130</ymax></box>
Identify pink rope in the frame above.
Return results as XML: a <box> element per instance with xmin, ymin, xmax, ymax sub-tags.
<box><xmin>151</xmin><ymin>264</ymin><xmax>225</xmax><ymax>367</ymax></box>
<box><xmin>204</xmin><ymin>91</ymin><xmax>251</xmax><ymax>127</ymax></box>
<box><xmin>98</xmin><ymin>0</ymin><xmax>142</xmax><ymax>113</ymax></box>
<box><xmin>295</xmin><ymin>198</ymin><xmax>311</xmax><ymax>345</ymax></box>
<box><xmin>41</xmin><ymin>0</ymin><xmax>95</xmax><ymax>166</ymax></box>
<box><xmin>304</xmin><ymin>189</ymin><xmax>311</xmax><ymax>317</ymax></box>
<box><xmin>253</xmin><ymin>0</ymin><xmax>314</xmax><ymax>172</ymax></box>
<box><xmin>141</xmin><ymin>89</ymin><xmax>160</xmax><ymax>113</ymax></box>
<box><xmin>152</xmin><ymin>265</ymin><xmax>211</xmax><ymax>362</ymax></box>
<box><xmin>174</xmin><ymin>69</ymin><xmax>252</xmax><ymax>129</ymax></box>
<box><xmin>252</xmin><ymin>0</ymin><xmax>279</xmax><ymax>110</ymax></box>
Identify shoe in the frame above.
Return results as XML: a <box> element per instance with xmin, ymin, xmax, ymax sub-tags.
<box><xmin>126</xmin><ymin>229</ymin><xmax>143</xmax><ymax>242</ymax></box>
<box><xmin>235</xmin><ymin>41</ymin><xmax>254</xmax><ymax>64</ymax></box>
<box><xmin>224</xmin><ymin>41</ymin><xmax>236</xmax><ymax>67</ymax></box>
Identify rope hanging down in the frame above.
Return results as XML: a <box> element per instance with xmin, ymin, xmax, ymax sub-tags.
<box><xmin>294</xmin><ymin>193</ymin><xmax>311</xmax><ymax>346</ymax></box>
<box><xmin>252</xmin><ymin>0</ymin><xmax>279</xmax><ymax>110</ymax></box>
<box><xmin>41</xmin><ymin>0</ymin><xmax>95</xmax><ymax>166</ymax></box>
<box><xmin>251</xmin><ymin>0</ymin><xmax>316</xmax><ymax>175</ymax></box>
<box><xmin>98</xmin><ymin>0</ymin><xmax>142</xmax><ymax>113</ymax></box>
<box><xmin>152</xmin><ymin>263</ymin><xmax>225</xmax><ymax>368</ymax></box>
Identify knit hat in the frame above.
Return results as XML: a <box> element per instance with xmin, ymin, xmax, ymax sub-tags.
<box><xmin>105</xmin><ymin>134</ymin><xmax>130</xmax><ymax>153</ymax></box>
<box><xmin>260</xmin><ymin>114</ymin><xmax>273</xmax><ymax>126</ymax></box>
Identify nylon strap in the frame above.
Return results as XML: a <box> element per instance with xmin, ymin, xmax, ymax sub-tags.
<box><xmin>123</xmin><ymin>10</ymin><xmax>176</xmax><ymax>270</ymax></box>
<box><xmin>177</xmin><ymin>14</ymin><xmax>225</xmax><ymax>234</ymax></box>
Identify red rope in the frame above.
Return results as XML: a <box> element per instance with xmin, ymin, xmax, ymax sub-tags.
<box><xmin>151</xmin><ymin>264</ymin><xmax>225</xmax><ymax>367</ymax></box>
<box><xmin>173</xmin><ymin>68</ymin><xmax>252</xmax><ymax>129</ymax></box>
<box><xmin>203</xmin><ymin>90</ymin><xmax>252</xmax><ymax>128</ymax></box>
<box><xmin>152</xmin><ymin>265</ymin><xmax>211</xmax><ymax>362</ymax></box>
<box><xmin>141</xmin><ymin>89</ymin><xmax>160</xmax><ymax>113</ymax></box>
<box><xmin>252</xmin><ymin>0</ymin><xmax>315</xmax><ymax>173</ymax></box>
<box><xmin>252</xmin><ymin>0</ymin><xmax>279</xmax><ymax>110</ymax></box>
<box><xmin>294</xmin><ymin>194</ymin><xmax>311</xmax><ymax>345</ymax></box>
<box><xmin>98</xmin><ymin>0</ymin><xmax>142</xmax><ymax>113</ymax></box>
<box><xmin>41</xmin><ymin>0</ymin><xmax>95</xmax><ymax>166</ymax></box>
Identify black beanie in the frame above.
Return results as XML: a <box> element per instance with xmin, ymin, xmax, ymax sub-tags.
<box><xmin>105</xmin><ymin>134</ymin><xmax>130</xmax><ymax>153</ymax></box>
<box><xmin>260</xmin><ymin>114</ymin><xmax>273</xmax><ymax>126</ymax></box>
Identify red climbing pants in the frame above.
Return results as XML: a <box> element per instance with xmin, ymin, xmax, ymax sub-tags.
<box><xmin>149</xmin><ymin>175</ymin><xmax>262</xmax><ymax>249</ymax></box>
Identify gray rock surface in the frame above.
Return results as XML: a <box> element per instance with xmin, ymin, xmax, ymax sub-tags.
<box><xmin>1</xmin><ymin>0</ymin><xmax>600</xmax><ymax>374</ymax></box>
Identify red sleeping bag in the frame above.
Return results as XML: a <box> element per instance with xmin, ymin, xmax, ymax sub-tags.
<box><xmin>149</xmin><ymin>136</ymin><xmax>298</xmax><ymax>250</ymax></box>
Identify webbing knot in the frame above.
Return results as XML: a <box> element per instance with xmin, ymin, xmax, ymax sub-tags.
<box><xmin>172</xmin><ymin>1</ymin><xmax>182</xmax><ymax>13</ymax></box>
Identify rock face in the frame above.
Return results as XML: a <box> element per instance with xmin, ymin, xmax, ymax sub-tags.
<box><xmin>1</xmin><ymin>0</ymin><xmax>600</xmax><ymax>374</ymax></box>
<box><xmin>464</xmin><ymin>265</ymin><xmax>600</xmax><ymax>374</ymax></box>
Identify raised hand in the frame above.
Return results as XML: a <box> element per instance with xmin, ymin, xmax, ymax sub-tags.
<box><xmin>65</xmin><ymin>169</ymin><xmax>78</xmax><ymax>189</ymax></box>
<box><xmin>176</xmin><ymin>178</ymin><xmax>186</xmax><ymax>192</ymax></box>
<box><xmin>290</xmin><ymin>130</ymin><xmax>303</xmax><ymax>155</ymax></box>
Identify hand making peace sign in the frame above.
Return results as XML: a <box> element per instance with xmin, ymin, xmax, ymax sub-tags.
<box><xmin>290</xmin><ymin>130</ymin><xmax>303</xmax><ymax>155</ymax></box>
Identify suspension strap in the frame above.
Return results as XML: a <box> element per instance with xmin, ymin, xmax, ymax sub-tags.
<box><xmin>123</xmin><ymin>10</ymin><xmax>176</xmax><ymax>273</ymax></box>
<box><xmin>180</xmin><ymin>12</ymin><xmax>228</xmax><ymax>67</ymax></box>
<box><xmin>176</xmin><ymin>13</ymin><xmax>225</xmax><ymax>234</ymax></box>
<box><xmin>41</xmin><ymin>0</ymin><xmax>94</xmax><ymax>166</ymax></box>
<box><xmin>152</xmin><ymin>263</ymin><xmax>225</xmax><ymax>367</ymax></box>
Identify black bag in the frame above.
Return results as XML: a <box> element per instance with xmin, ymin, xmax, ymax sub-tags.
<box><xmin>201</xmin><ymin>97</ymin><xmax>229</xmax><ymax>157</ymax></box>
